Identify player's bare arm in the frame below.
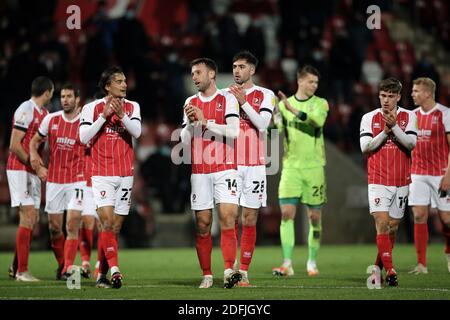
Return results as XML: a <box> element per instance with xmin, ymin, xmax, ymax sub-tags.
<box><xmin>9</xmin><ymin>128</ymin><xmax>30</xmax><ymax>166</ymax></box>
<box><xmin>29</xmin><ymin>132</ymin><xmax>47</xmax><ymax>181</ymax></box>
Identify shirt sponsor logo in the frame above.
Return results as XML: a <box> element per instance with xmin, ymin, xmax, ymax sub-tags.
<box><xmin>56</xmin><ymin>137</ymin><xmax>76</xmax><ymax>145</ymax></box>
<box><xmin>106</xmin><ymin>125</ymin><xmax>125</xmax><ymax>133</ymax></box>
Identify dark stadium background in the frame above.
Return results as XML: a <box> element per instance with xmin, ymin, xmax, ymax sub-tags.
<box><xmin>0</xmin><ymin>0</ymin><xmax>449</xmax><ymax>250</ymax></box>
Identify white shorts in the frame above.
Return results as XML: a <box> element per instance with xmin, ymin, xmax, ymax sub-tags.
<box><xmin>368</xmin><ymin>184</ymin><xmax>409</xmax><ymax>219</ymax></box>
<box><xmin>6</xmin><ymin>170</ymin><xmax>41</xmax><ymax>209</ymax></box>
<box><xmin>190</xmin><ymin>169</ymin><xmax>238</xmax><ymax>211</ymax></box>
<box><xmin>409</xmin><ymin>174</ymin><xmax>450</xmax><ymax>211</ymax></box>
<box><xmin>237</xmin><ymin>165</ymin><xmax>267</xmax><ymax>209</ymax></box>
<box><xmin>91</xmin><ymin>176</ymin><xmax>134</xmax><ymax>216</ymax></box>
<box><xmin>45</xmin><ymin>181</ymin><xmax>86</xmax><ymax>214</ymax></box>
<box><xmin>82</xmin><ymin>186</ymin><xmax>98</xmax><ymax>218</ymax></box>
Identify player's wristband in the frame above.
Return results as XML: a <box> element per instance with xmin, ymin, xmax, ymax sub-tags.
<box><xmin>296</xmin><ymin>111</ymin><xmax>307</xmax><ymax>121</ymax></box>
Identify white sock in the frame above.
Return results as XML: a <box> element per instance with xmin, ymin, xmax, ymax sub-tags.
<box><xmin>111</xmin><ymin>266</ymin><xmax>120</xmax><ymax>274</ymax></box>
<box><xmin>282</xmin><ymin>259</ymin><xmax>292</xmax><ymax>267</ymax></box>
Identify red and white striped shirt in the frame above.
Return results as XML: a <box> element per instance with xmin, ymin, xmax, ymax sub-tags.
<box><xmin>412</xmin><ymin>103</ymin><xmax>450</xmax><ymax>176</ymax></box>
<box><xmin>236</xmin><ymin>85</ymin><xmax>275</xmax><ymax>166</ymax></box>
<box><xmin>80</xmin><ymin>98</ymin><xmax>141</xmax><ymax>177</ymax></box>
<box><xmin>360</xmin><ymin>107</ymin><xmax>418</xmax><ymax>186</ymax></box>
<box><xmin>183</xmin><ymin>89</ymin><xmax>239</xmax><ymax>174</ymax></box>
<box><xmin>38</xmin><ymin>111</ymin><xmax>85</xmax><ymax>184</ymax></box>
<box><xmin>6</xmin><ymin>99</ymin><xmax>48</xmax><ymax>172</ymax></box>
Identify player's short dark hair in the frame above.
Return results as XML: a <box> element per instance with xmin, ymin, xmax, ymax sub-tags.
<box><xmin>98</xmin><ymin>66</ymin><xmax>124</xmax><ymax>95</ymax></box>
<box><xmin>31</xmin><ymin>76</ymin><xmax>54</xmax><ymax>97</ymax></box>
<box><xmin>379</xmin><ymin>77</ymin><xmax>402</xmax><ymax>94</ymax></box>
<box><xmin>190</xmin><ymin>58</ymin><xmax>218</xmax><ymax>75</ymax></box>
<box><xmin>297</xmin><ymin>65</ymin><xmax>320</xmax><ymax>80</ymax></box>
<box><xmin>61</xmin><ymin>83</ymin><xmax>80</xmax><ymax>98</ymax></box>
<box><xmin>232</xmin><ymin>51</ymin><xmax>258</xmax><ymax>68</ymax></box>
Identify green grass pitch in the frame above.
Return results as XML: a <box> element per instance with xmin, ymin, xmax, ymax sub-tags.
<box><xmin>0</xmin><ymin>244</ymin><xmax>449</xmax><ymax>300</ymax></box>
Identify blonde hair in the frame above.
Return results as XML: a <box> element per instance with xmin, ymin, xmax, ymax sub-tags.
<box><xmin>413</xmin><ymin>77</ymin><xmax>436</xmax><ymax>98</ymax></box>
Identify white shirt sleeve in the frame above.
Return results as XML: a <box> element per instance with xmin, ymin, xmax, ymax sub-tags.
<box><xmin>240</xmin><ymin>89</ymin><xmax>275</xmax><ymax>131</ymax></box>
<box><xmin>13</xmin><ymin>102</ymin><xmax>34</xmax><ymax>131</ymax></box>
<box><xmin>360</xmin><ymin>112</ymin><xmax>389</xmax><ymax>153</ymax></box>
<box><xmin>205</xmin><ymin>92</ymin><xmax>240</xmax><ymax>139</ymax></box>
<box><xmin>205</xmin><ymin>116</ymin><xmax>239</xmax><ymax>139</ymax></box>
<box><xmin>38</xmin><ymin>114</ymin><xmax>51</xmax><ymax>137</ymax></box>
<box><xmin>391</xmin><ymin>111</ymin><xmax>417</xmax><ymax>150</ymax></box>
<box><xmin>121</xmin><ymin>101</ymin><xmax>141</xmax><ymax>139</ymax></box>
<box><xmin>180</xmin><ymin>109</ymin><xmax>194</xmax><ymax>145</ymax></box>
<box><xmin>442</xmin><ymin>106</ymin><xmax>450</xmax><ymax>133</ymax></box>
<box><xmin>79</xmin><ymin>102</ymin><xmax>106</xmax><ymax>145</ymax></box>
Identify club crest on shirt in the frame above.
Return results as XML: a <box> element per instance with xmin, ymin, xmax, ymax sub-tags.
<box><xmin>216</xmin><ymin>103</ymin><xmax>223</xmax><ymax>111</ymax></box>
<box><xmin>253</xmin><ymin>97</ymin><xmax>261</xmax><ymax>106</ymax></box>
<box><xmin>373</xmin><ymin>123</ymin><xmax>381</xmax><ymax>129</ymax></box>
<box><xmin>399</xmin><ymin>120</ymin><xmax>407</xmax><ymax>129</ymax></box>
<box><xmin>52</xmin><ymin>124</ymin><xmax>58</xmax><ymax>130</ymax></box>
<box><xmin>432</xmin><ymin>116</ymin><xmax>438</xmax><ymax>124</ymax></box>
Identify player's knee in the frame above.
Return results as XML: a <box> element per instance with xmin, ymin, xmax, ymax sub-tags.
<box><xmin>241</xmin><ymin>211</ymin><xmax>257</xmax><ymax>226</ymax></box>
<box><xmin>281</xmin><ymin>210</ymin><xmax>294</xmax><ymax>220</ymax></box>
<box><xmin>413</xmin><ymin>214</ymin><xmax>427</xmax><ymax>224</ymax></box>
<box><xmin>48</xmin><ymin>222</ymin><xmax>62</xmax><ymax>238</ymax></box>
<box><xmin>377</xmin><ymin>222</ymin><xmax>389</xmax><ymax>234</ymax></box>
<box><xmin>196</xmin><ymin>222</ymin><xmax>211</xmax><ymax>234</ymax></box>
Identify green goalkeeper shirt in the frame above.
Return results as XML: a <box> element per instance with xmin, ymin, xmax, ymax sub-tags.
<box><xmin>277</xmin><ymin>94</ymin><xmax>329</xmax><ymax>169</ymax></box>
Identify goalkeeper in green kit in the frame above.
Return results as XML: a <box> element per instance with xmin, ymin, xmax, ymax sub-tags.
<box><xmin>272</xmin><ymin>65</ymin><xmax>329</xmax><ymax>277</ymax></box>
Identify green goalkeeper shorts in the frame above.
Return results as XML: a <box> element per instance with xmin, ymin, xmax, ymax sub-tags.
<box><xmin>278</xmin><ymin>166</ymin><xmax>327</xmax><ymax>207</ymax></box>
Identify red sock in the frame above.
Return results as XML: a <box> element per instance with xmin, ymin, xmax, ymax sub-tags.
<box><xmin>239</xmin><ymin>225</ymin><xmax>256</xmax><ymax>271</ymax></box>
<box><xmin>102</xmin><ymin>231</ymin><xmax>118</xmax><ymax>268</ymax></box>
<box><xmin>16</xmin><ymin>226</ymin><xmax>32</xmax><ymax>273</ymax></box>
<box><xmin>195</xmin><ymin>233</ymin><xmax>212</xmax><ymax>276</ymax></box>
<box><xmin>389</xmin><ymin>233</ymin><xmax>396</xmax><ymax>248</ymax></box>
<box><xmin>442</xmin><ymin>224</ymin><xmax>450</xmax><ymax>254</ymax></box>
<box><xmin>79</xmin><ymin>228</ymin><xmax>93</xmax><ymax>263</ymax></box>
<box><xmin>63</xmin><ymin>239</ymin><xmax>79</xmax><ymax>273</ymax></box>
<box><xmin>50</xmin><ymin>234</ymin><xmax>65</xmax><ymax>267</ymax></box>
<box><xmin>374</xmin><ymin>253</ymin><xmax>383</xmax><ymax>270</ymax></box>
<box><xmin>414</xmin><ymin>223</ymin><xmax>428</xmax><ymax>265</ymax></box>
<box><xmin>376</xmin><ymin>234</ymin><xmax>393</xmax><ymax>270</ymax></box>
<box><xmin>221</xmin><ymin>228</ymin><xmax>237</xmax><ymax>270</ymax></box>
<box><xmin>97</xmin><ymin>231</ymin><xmax>109</xmax><ymax>274</ymax></box>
